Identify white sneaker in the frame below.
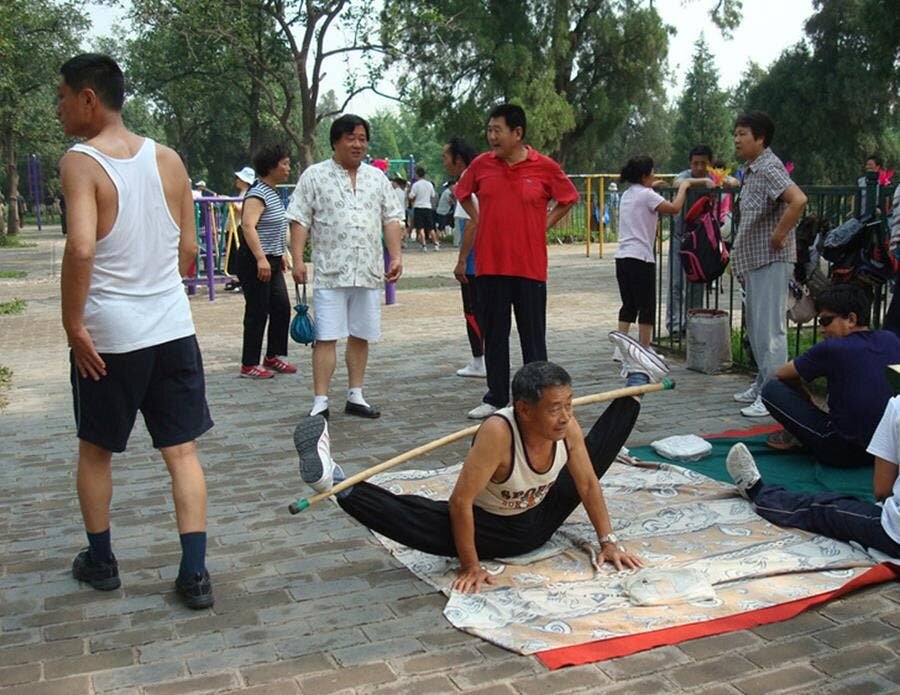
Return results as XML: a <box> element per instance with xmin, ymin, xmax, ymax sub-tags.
<box><xmin>456</xmin><ymin>357</ymin><xmax>486</xmax><ymax>378</ymax></box>
<box><xmin>612</xmin><ymin>346</ymin><xmax>623</xmax><ymax>363</ymax></box>
<box><xmin>726</xmin><ymin>443</ymin><xmax>761</xmax><ymax>498</ymax></box>
<box><xmin>608</xmin><ymin>331</ymin><xmax>670</xmax><ymax>383</ymax></box>
<box><xmin>733</xmin><ymin>384</ymin><xmax>759</xmax><ymax>403</ymax></box>
<box><xmin>740</xmin><ymin>395</ymin><xmax>770</xmax><ymax>418</ymax></box>
<box><xmin>467</xmin><ymin>402</ymin><xmax>498</xmax><ymax>419</ymax></box>
<box><xmin>294</xmin><ymin>415</ymin><xmax>335</xmax><ymax>492</ymax></box>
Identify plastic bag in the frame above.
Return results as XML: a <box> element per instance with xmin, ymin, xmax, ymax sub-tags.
<box><xmin>650</xmin><ymin>434</ymin><xmax>712</xmax><ymax>462</ymax></box>
<box><xmin>623</xmin><ymin>568</ymin><xmax>716</xmax><ymax>606</ymax></box>
<box><xmin>290</xmin><ymin>283</ymin><xmax>316</xmax><ymax>345</ymax></box>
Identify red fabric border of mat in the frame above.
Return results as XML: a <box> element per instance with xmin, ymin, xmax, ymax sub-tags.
<box><xmin>702</xmin><ymin>423</ymin><xmax>782</xmax><ymax>439</ymax></box>
<box><xmin>537</xmin><ymin>562</ymin><xmax>899</xmax><ymax>669</ymax></box>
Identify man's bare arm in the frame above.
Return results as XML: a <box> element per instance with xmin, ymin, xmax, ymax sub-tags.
<box><xmin>454</xmin><ymin>218</ymin><xmax>477</xmax><ymax>283</ymax></box>
<box><xmin>448</xmin><ymin>418</ymin><xmax>508</xmax><ymax>592</ymax></box>
<box><xmin>289</xmin><ymin>221</ymin><xmax>309</xmax><ymax>284</ymax></box>
<box><xmin>564</xmin><ymin>420</ymin><xmax>643</xmax><ymax>571</ymax></box>
<box><xmin>383</xmin><ymin>219</ymin><xmax>403</xmax><ymax>282</ymax></box>
<box><xmin>770</xmin><ymin>184</ymin><xmax>808</xmax><ymax>250</ymax></box>
<box><xmin>873</xmin><ymin>457</ymin><xmax>898</xmax><ymax>502</ymax></box>
<box><xmin>60</xmin><ymin>151</ymin><xmax>106</xmax><ymax>381</ymax></box>
<box><xmin>546</xmin><ymin>202</ymin><xmax>574</xmax><ymax>230</ymax></box>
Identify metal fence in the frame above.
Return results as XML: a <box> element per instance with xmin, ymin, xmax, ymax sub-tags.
<box><xmin>559</xmin><ymin>175</ymin><xmax>897</xmax><ymax>366</ymax></box>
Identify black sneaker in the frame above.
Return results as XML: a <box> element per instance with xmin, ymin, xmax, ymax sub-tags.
<box><xmin>175</xmin><ymin>570</ymin><xmax>214</xmax><ymax>609</ymax></box>
<box><xmin>72</xmin><ymin>548</ymin><xmax>121</xmax><ymax>591</ymax></box>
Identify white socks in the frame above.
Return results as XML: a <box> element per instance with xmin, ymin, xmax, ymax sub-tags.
<box><xmin>347</xmin><ymin>388</ymin><xmax>369</xmax><ymax>407</ymax></box>
<box><xmin>310</xmin><ymin>395</ymin><xmax>329</xmax><ymax>416</ymax></box>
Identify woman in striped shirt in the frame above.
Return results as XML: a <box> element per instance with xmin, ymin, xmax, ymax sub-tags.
<box><xmin>237</xmin><ymin>142</ymin><xmax>297</xmax><ymax>379</ymax></box>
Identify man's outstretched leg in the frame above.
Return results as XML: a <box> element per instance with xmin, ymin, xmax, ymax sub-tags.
<box><xmin>726</xmin><ymin>443</ymin><xmax>900</xmax><ymax>556</ymax></box>
<box><xmin>293</xmin><ymin>415</ymin><xmax>534</xmax><ymax>558</ymax></box>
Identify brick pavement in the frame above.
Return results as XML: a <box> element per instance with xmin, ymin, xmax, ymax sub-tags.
<box><xmin>0</xmin><ymin>225</ymin><xmax>898</xmax><ymax>694</ymax></box>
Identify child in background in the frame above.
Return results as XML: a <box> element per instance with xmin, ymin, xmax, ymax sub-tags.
<box><xmin>614</xmin><ymin>156</ymin><xmax>710</xmax><ymax>350</ymax></box>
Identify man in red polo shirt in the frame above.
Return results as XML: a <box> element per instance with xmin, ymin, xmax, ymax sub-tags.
<box><xmin>455</xmin><ymin>103</ymin><xmax>579</xmax><ymax>419</ymax></box>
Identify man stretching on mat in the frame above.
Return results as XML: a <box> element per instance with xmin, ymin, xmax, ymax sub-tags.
<box><xmin>293</xmin><ymin>333</ymin><xmax>665</xmax><ymax>593</ymax></box>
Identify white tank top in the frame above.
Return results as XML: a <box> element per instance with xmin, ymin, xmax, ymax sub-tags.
<box><xmin>70</xmin><ymin>138</ymin><xmax>195</xmax><ymax>353</ymax></box>
<box><xmin>473</xmin><ymin>407</ymin><xmax>569</xmax><ymax>516</ymax></box>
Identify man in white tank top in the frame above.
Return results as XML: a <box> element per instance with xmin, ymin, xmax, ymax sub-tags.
<box><xmin>296</xmin><ymin>357</ymin><xmax>664</xmax><ymax>593</ymax></box>
<box><xmin>58</xmin><ymin>54</ymin><xmax>214</xmax><ymax>609</ymax></box>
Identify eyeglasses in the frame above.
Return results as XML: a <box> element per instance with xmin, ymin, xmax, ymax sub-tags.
<box><xmin>818</xmin><ymin>315</ymin><xmax>838</xmax><ymax>327</ymax></box>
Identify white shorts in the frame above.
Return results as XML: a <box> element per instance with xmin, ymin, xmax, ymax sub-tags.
<box><xmin>313</xmin><ymin>287</ymin><xmax>382</xmax><ymax>342</ymax></box>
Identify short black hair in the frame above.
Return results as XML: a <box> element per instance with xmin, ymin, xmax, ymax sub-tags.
<box><xmin>60</xmin><ymin>53</ymin><xmax>125</xmax><ymax>111</ymax></box>
<box><xmin>815</xmin><ymin>284</ymin><xmax>871</xmax><ymax>327</ymax></box>
<box><xmin>511</xmin><ymin>361</ymin><xmax>572</xmax><ymax>405</ymax></box>
<box><xmin>867</xmin><ymin>154</ymin><xmax>883</xmax><ymax>167</ymax></box>
<box><xmin>488</xmin><ymin>103</ymin><xmax>527</xmax><ymax>140</ymax></box>
<box><xmin>415</xmin><ymin>166</ymin><xmax>426</xmax><ymax>177</ymax></box>
<box><xmin>447</xmin><ymin>136</ymin><xmax>477</xmax><ymax>167</ymax></box>
<box><xmin>620</xmin><ymin>156</ymin><xmax>654</xmax><ymax>184</ymax></box>
<box><xmin>688</xmin><ymin>144</ymin><xmax>713</xmax><ymax>160</ymax></box>
<box><xmin>329</xmin><ymin>114</ymin><xmax>370</xmax><ymax>149</ymax></box>
<box><xmin>734</xmin><ymin>111</ymin><xmax>775</xmax><ymax>148</ymax></box>
<box><xmin>251</xmin><ymin>142</ymin><xmax>290</xmax><ymax>177</ymax></box>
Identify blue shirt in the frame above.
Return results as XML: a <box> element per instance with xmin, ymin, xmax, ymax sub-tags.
<box><xmin>794</xmin><ymin>330</ymin><xmax>900</xmax><ymax>446</ymax></box>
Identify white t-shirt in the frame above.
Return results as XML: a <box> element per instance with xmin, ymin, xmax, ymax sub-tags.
<box><xmin>865</xmin><ymin>395</ymin><xmax>900</xmax><ymax>544</ymax></box>
<box><xmin>409</xmin><ymin>178</ymin><xmax>435</xmax><ymax>209</ymax></box>
<box><xmin>615</xmin><ymin>183</ymin><xmax>665</xmax><ymax>263</ymax></box>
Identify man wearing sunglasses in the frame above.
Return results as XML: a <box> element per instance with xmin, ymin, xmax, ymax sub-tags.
<box><xmin>760</xmin><ymin>284</ymin><xmax>900</xmax><ymax>467</ymax></box>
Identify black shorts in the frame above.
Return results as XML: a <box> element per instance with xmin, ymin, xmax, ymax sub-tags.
<box><xmin>71</xmin><ymin>335</ymin><xmax>214</xmax><ymax>453</ymax></box>
<box><xmin>413</xmin><ymin>208</ymin><xmax>434</xmax><ymax>232</ymax></box>
<box><xmin>615</xmin><ymin>257</ymin><xmax>656</xmax><ymax>325</ymax></box>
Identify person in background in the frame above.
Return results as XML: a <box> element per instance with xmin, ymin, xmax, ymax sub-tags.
<box><xmin>455</xmin><ymin>103</ymin><xmax>579</xmax><ymax>419</ymax></box>
<box><xmin>730</xmin><ymin>112</ymin><xmax>808</xmax><ymax>418</ymax></box>
<box><xmin>224</xmin><ymin>165</ymin><xmax>256</xmax><ymax>293</ymax></box>
<box><xmin>237</xmin><ymin>143</ymin><xmax>296</xmax><ymax>379</ymax></box>
<box><xmin>409</xmin><ymin>166</ymin><xmax>437</xmax><ymax>251</ymax></box>
<box><xmin>287</xmin><ymin>114</ymin><xmax>404</xmax><ymax>419</ymax></box>
<box><xmin>445</xmin><ymin>136</ymin><xmax>486</xmax><ymax>379</ymax></box>
<box><xmin>615</xmin><ymin>155</ymin><xmax>709</xmax><ymax>351</ymax></box>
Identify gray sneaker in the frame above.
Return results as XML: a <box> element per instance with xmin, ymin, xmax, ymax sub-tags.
<box><xmin>726</xmin><ymin>443</ymin><xmax>761</xmax><ymax>498</ymax></box>
<box><xmin>294</xmin><ymin>415</ymin><xmax>335</xmax><ymax>492</ymax></box>
<box><xmin>607</xmin><ymin>331</ymin><xmax>670</xmax><ymax>383</ymax></box>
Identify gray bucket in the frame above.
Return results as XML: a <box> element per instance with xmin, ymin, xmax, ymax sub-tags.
<box><xmin>686</xmin><ymin>309</ymin><xmax>732</xmax><ymax>374</ymax></box>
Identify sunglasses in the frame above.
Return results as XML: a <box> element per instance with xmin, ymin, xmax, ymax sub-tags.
<box><xmin>818</xmin><ymin>315</ymin><xmax>838</xmax><ymax>327</ymax></box>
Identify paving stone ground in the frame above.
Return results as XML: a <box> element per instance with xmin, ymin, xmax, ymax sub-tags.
<box><xmin>1</xmin><ymin>225</ymin><xmax>898</xmax><ymax>694</ymax></box>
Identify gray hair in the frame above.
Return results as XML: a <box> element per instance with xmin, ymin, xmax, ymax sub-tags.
<box><xmin>511</xmin><ymin>361</ymin><xmax>572</xmax><ymax>405</ymax></box>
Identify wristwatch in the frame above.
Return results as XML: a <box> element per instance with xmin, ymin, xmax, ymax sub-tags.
<box><xmin>598</xmin><ymin>533</ymin><xmax>619</xmax><ymax>545</ymax></box>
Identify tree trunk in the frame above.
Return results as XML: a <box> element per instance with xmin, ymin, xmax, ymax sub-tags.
<box><xmin>4</xmin><ymin>128</ymin><xmax>19</xmax><ymax>236</ymax></box>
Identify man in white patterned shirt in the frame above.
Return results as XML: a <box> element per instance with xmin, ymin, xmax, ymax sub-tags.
<box><xmin>287</xmin><ymin>115</ymin><xmax>404</xmax><ymax>419</ymax></box>
<box><xmin>730</xmin><ymin>111</ymin><xmax>807</xmax><ymax>418</ymax></box>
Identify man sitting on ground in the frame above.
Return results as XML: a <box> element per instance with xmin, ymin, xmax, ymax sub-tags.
<box><xmin>292</xmin><ymin>334</ymin><xmax>665</xmax><ymax>593</ymax></box>
<box><xmin>761</xmin><ymin>284</ymin><xmax>900</xmax><ymax>468</ymax></box>
<box><xmin>726</xmin><ymin>394</ymin><xmax>900</xmax><ymax>557</ymax></box>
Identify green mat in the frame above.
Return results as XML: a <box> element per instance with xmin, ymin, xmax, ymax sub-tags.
<box><xmin>629</xmin><ymin>426</ymin><xmax>875</xmax><ymax>503</ymax></box>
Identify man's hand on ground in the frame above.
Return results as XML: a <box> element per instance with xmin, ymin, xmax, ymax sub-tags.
<box><xmin>452</xmin><ymin>566</ymin><xmax>495</xmax><ymax>593</ymax></box>
<box><xmin>599</xmin><ymin>543</ymin><xmax>644</xmax><ymax>571</ymax></box>
<box><xmin>67</xmin><ymin>326</ymin><xmax>106</xmax><ymax>381</ymax></box>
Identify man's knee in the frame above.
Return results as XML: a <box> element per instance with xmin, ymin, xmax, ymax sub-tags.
<box><xmin>760</xmin><ymin>377</ymin><xmax>796</xmax><ymax>407</ymax></box>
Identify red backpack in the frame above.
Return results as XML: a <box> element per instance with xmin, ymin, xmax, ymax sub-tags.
<box><xmin>679</xmin><ymin>196</ymin><xmax>730</xmax><ymax>283</ymax></box>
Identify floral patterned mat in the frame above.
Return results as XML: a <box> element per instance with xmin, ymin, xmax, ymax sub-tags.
<box><xmin>369</xmin><ymin>457</ymin><xmax>884</xmax><ymax>657</ymax></box>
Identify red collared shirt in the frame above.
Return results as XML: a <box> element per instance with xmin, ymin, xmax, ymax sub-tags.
<box><xmin>455</xmin><ymin>147</ymin><xmax>579</xmax><ymax>282</ymax></box>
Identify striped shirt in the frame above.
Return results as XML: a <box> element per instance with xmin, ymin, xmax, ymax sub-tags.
<box><xmin>731</xmin><ymin>148</ymin><xmax>797</xmax><ymax>280</ymax></box>
<box><xmin>245</xmin><ymin>181</ymin><xmax>286</xmax><ymax>255</ymax></box>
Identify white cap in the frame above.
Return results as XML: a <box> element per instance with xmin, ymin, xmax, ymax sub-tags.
<box><xmin>194</xmin><ymin>180</ymin><xmax>206</xmax><ymax>188</ymax></box>
<box><xmin>234</xmin><ymin>166</ymin><xmax>256</xmax><ymax>185</ymax></box>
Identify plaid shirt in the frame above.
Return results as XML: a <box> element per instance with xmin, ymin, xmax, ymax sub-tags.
<box><xmin>731</xmin><ymin>148</ymin><xmax>797</xmax><ymax>280</ymax></box>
